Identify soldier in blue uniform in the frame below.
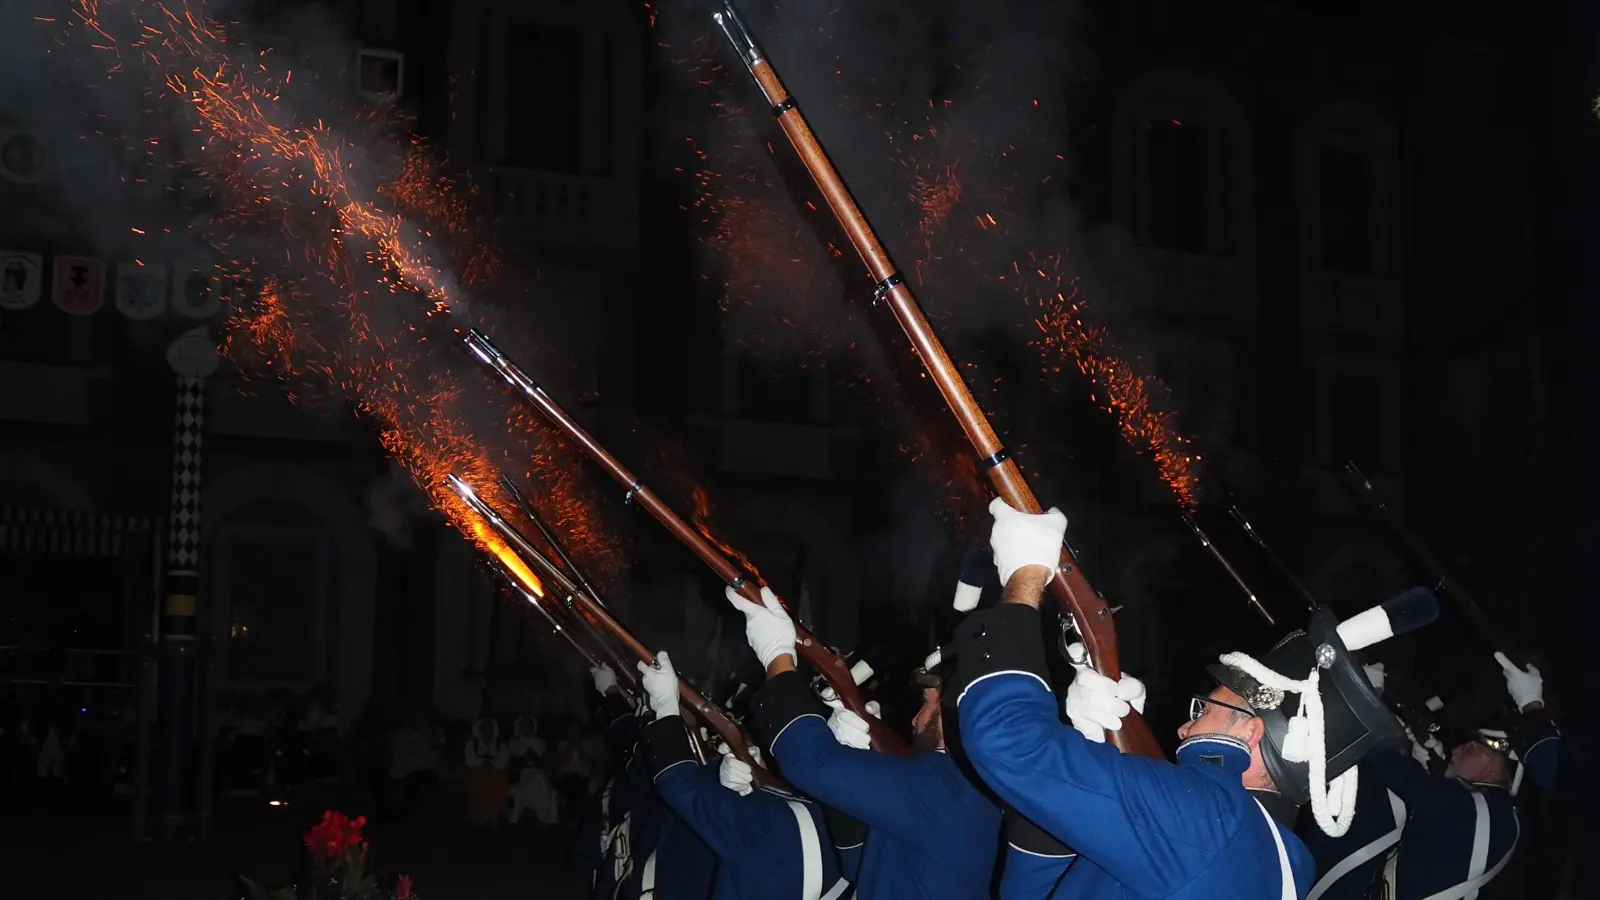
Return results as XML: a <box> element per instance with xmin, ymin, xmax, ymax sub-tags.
<box><xmin>1303</xmin><ymin>649</ymin><xmax>1560</xmax><ymax>900</ymax></box>
<box><xmin>635</xmin><ymin>650</ymin><xmax>852</xmax><ymax>900</ymax></box>
<box><xmin>577</xmin><ymin>663</ymin><xmax>720</xmax><ymax>900</ymax></box>
<box><xmin>724</xmin><ymin>583</ymin><xmax>1002</xmax><ymax>899</ymax></box>
<box><xmin>571</xmin><ymin>665</ymin><xmax>645</xmax><ymax>900</ymax></box>
<box><xmin>1300</xmin><ymin>663</ymin><xmax>1428</xmax><ymax>900</ymax></box>
<box><xmin>951</xmin><ymin>499</ymin><xmax>1424</xmax><ymax>899</ymax></box>
<box><xmin>1357</xmin><ymin>653</ymin><xmax>1560</xmax><ymax>900</ymax></box>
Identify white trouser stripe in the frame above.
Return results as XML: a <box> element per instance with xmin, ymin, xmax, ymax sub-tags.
<box><xmin>786</xmin><ymin>800</ymin><xmax>825</xmax><ymax>900</ymax></box>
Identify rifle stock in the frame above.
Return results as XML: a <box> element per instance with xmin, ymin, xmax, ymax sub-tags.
<box><xmin>713</xmin><ymin>1</ymin><xmax>1162</xmax><ymax>759</ymax></box>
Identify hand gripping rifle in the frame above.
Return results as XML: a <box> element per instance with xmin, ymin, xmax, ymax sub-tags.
<box><xmin>448</xmin><ymin>474</ymin><xmax>781</xmax><ymax>784</ymax></box>
<box><xmin>711</xmin><ymin>1</ymin><xmax>1161</xmax><ymax>757</ymax></box>
<box><xmin>462</xmin><ymin>331</ymin><xmax>908</xmax><ymax>756</ymax></box>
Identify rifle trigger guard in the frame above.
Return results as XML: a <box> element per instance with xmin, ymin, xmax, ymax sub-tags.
<box><xmin>872</xmin><ymin>273</ymin><xmax>904</xmax><ymax>306</ymax></box>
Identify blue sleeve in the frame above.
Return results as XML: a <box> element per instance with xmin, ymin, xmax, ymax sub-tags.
<box><xmin>1362</xmin><ymin>747</ymin><xmax>1458</xmax><ymax>806</ymax></box>
<box><xmin>958</xmin><ymin>671</ymin><xmax>1245</xmax><ymax>895</ymax></box>
<box><xmin>654</xmin><ymin>759</ymin><xmax>775</xmax><ymax>862</ymax></box>
<box><xmin>998</xmin><ymin>846</ymin><xmax>1076</xmax><ymax>899</ymax></box>
<box><xmin>770</xmin><ymin>716</ymin><xmax>945</xmax><ymax>843</ymax></box>
<box><xmin>1522</xmin><ymin>737</ymin><xmax>1559</xmax><ymax>792</ymax></box>
<box><xmin>1516</xmin><ymin>709</ymin><xmax>1560</xmax><ymax>792</ymax></box>
<box><xmin>752</xmin><ymin>670</ymin><xmax>954</xmax><ymax>845</ymax></box>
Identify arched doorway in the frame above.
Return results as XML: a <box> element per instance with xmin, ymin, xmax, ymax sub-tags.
<box><xmin>203</xmin><ymin>462</ymin><xmax>377</xmax><ymax>724</ymax></box>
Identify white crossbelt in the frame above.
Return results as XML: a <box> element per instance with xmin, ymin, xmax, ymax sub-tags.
<box><xmin>1416</xmin><ymin>792</ymin><xmax>1519</xmax><ymax>900</ymax></box>
<box><xmin>1254</xmin><ymin>799</ymin><xmax>1296</xmax><ymax>900</ymax></box>
<box><xmin>1308</xmin><ymin>789</ymin><xmax>1407</xmax><ymax>900</ymax></box>
<box><xmin>638</xmin><ymin>851</ymin><xmax>659</xmax><ymax>899</ymax></box>
<box><xmin>786</xmin><ymin>799</ymin><xmax>825</xmax><ymax>900</ymax></box>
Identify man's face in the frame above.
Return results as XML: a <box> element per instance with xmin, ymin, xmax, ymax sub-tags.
<box><xmin>1446</xmin><ymin>741</ymin><xmax>1504</xmax><ymax>783</ymax></box>
<box><xmin>911</xmin><ymin>687</ymin><xmax>944</xmax><ymax>753</ymax></box>
<box><xmin>1177</xmin><ymin>685</ymin><xmax>1259</xmax><ymax>745</ymax></box>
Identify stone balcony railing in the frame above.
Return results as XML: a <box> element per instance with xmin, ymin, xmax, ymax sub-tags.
<box><xmin>473</xmin><ymin>165</ymin><xmax>638</xmax><ymax>250</ymax></box>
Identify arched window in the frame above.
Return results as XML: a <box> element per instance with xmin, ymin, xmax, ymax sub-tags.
<box><xmin>448</xmin><ymin>0</ymin><xmax>642</xmax><ymax>243</ymax></box>
<box><xmin>1294</xmin><ymin>101</ymin><xmax>1401</xmax><ymax>335</ymax></box>
<box><xmin>204</xmin><ymin>463</ymin><xmax>376</xmax><ymax>721</ymax></box>
<box><xmin>1112</xmin><ymin>68</ymin><xmax>1256</xmax><ymax>320</ymax></box>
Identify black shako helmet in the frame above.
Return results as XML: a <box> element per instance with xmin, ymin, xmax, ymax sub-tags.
<box><xmin>1207</xmin><ymin>589</ymin><xmax>1437</xmax><ymax>835</ymax></box>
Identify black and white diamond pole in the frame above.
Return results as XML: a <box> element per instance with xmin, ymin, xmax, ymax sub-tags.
<box><xmin>155</xmin><ymin>327</ymin><xmax>216</xmax><ymax>840</ymax></box>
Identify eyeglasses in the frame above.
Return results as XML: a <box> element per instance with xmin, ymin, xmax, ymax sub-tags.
<box><xmin>1189</xmin><ymin>694</ymin><xmax>1257</xmax><ymax>722</ymax></box>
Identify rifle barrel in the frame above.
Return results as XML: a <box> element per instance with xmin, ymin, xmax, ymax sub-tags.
<box><xmin>460</xmin><ymin>331</ymin><xmax>906</xmax><ymax>755</ymax></box>
<box><xmin>1181</xmin><ymin>513</ymin><xmax>1275</xmax><ymax>627</ymax></box>
<box><xmin>449</xmin><ymin>474</ymin><xmax>782</xmax><ymax>783</ymax></box>
<box><xmin>711</xmin><ymin>0</ymin><xmax>1159</xmax><ymax>758</ymax></box>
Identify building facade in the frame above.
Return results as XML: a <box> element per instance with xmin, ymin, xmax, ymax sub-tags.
<box><xmin>0</xmin><ymin>0</ymin><xmax>1556</xmax><ymax>804</ymax></box>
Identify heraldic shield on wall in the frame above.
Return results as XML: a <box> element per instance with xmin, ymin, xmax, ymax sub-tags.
<box><xmin>115</xmin><ymin>261</ymin><xmax>169</xmax><ymax>320</ymax></box>
<box><xmin>0</xmin><ymin>250</ymin><xmax>43</xmax><ymax>310</ymax></box>
<box><xmin>51</xmin><ymin>256</ymin><xmax>106</xmax><ymax>316</ymax></box>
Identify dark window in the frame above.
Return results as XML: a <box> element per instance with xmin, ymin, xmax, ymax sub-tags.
<box><xmin>1146</xmin><ymin>119</ymin><xmax>1209</xmax><ymax>253</ymax></box>
<box><xmin>1319</xmin><ymin>149</ymin><xmax>1373</xmax><ymax>275</ymax></box>
<box><xmin>226</xmin><ymin>532</ymin><xmax>321</xmax><ymax>681</ymax></box>
<box><xmin>737</xmin><ymin>357</ymin><xmax>814</xmax><ymax>424</ymax></box>
<box><xmin>1327</xmin><ymin>373</ymin><xmax>1383</xmax><ymax>467</ymax></box>
<box><xmin>502</xmin><ymin>22</ymin><xmax>584</xmax><ymax>174</ymax></box>
<box><xmin>0</xmin><ymin>304</ymin><xmax>72</xmax><ymax>364</ymax></box>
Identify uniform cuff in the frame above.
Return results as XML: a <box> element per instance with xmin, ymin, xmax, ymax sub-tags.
<box><xmin>751</xmin><ymin>669</ymin><xmax>829</xmax><ymax>749</ymax></box>
<box><xmin>1516</xmin><ymin>708</ymin><xmax>1560</xmax><ymax>752</ymax></box>
<box><xmin>640</xmin><ymin>716</ymin><xmax>697</xmax><ymax>778</ymax></box>
<box><xmin>1005</xmin><ymin>807</ymin><xmax>1076</xmax><ymax>858</ymax></box>
<box><xmin>826</xmin><ymin>803</ymin><xmax>868</xmax><ymax>850</ymax></box>
<box><xmin>951</xmin><ymin>604</ymin><xmax>1050</xmax><ymax>700</ymax></box>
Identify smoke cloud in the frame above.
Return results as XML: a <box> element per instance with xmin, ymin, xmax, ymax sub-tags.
<box><xmin>1</xmin><ymin>0</ymin><xmax>629</xmax><ymax>582</ymax></box>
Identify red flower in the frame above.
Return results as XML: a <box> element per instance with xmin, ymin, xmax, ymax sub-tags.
<box><xmin>303</xmin><ymin>810</ymin><xmax>368</xmax><ymax>864</ymax></box>
<box><xmin>395</xmin><ymin>875</ymin><xmax>413</xmax><ymax>899</ymax></box>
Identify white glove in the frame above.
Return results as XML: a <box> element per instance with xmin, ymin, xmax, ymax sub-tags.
<box><xmin>590</xmin><ymin>664</ymin><xmax>618</xmax><ymax>696</ymax></box>
<box><xmin>988</xmin><ymin>498</ymin><xmax>1068</xmax><ymax>587</ymax></box>
<box><xmin>826</xmin><ymin>707</ymin><xmax>874</xmax><ymax>750</ymax></box>
<box><xmin>821</xmin><ymin>694</ymin><xmax>881</xmax><ymax>717</ymax></box>
<box><xmin>1061</xmin><ymin>642</ymin><xmax>1145</xmax><ymax>744</ymax></box>
<box><xmin>1362</xmin><ymin>662</ymin><xmax>1385</xmax><ymax>692</ymax></box>
<box><xmin>1424</xmin><ymin>734</ymin><xmax>1445</xmax><ymax>760</ymax></box>
<box><xmin>1494</xmin><ymin>652</ymin><xmax>1543</xmax><ymax>709</ymax></box>
<box><xmin>715</xmin><ymin>741</ymin><xmax>759</xmax><ymax>796</ymax></box>
<box><xmin>636</xmin><ymin>651</ymin><xmax>679</xmax><ymax>719</ymax></box>
<box><xmin>725</xmin><ymin>585</ymin><xmax>798</xmax><ymax>669</ymax></box>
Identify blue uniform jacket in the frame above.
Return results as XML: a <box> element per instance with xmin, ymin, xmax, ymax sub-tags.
<box><xmin>640</xmin><ymin>715</ymin><xmax>846</xmax><ymax>900</ymax></box>
<box><xmin>1363</xmin><ymin>751</ymin><xmax>1520</xmax><ymax>900</ymax></box>
<box><xmin>574</xmin><ymin>693</ymin><xmax>645</xmax><ymax>899</ymax></box>
<box><xmin>1302</xmin><ymin>706</ymin><xmax>1560</xmax><ymax>900</ymax></box>
<box><xmin>951</xmin><ymin>604</ymin><xmax>1314</xmax><ymax>900</ymax></box>
<box><xmin>1298</xmin><ymin>754</ymin><xmax>1407</xmax><ymax>900</ymax></box>
<box><xmin>750</xmin><ymin>670</ymin><xmax>1001</xmax><ymax>900</ymax></box>
<box><xmin>615</xmin><ymin>753</ymin><xmax>718</xmax><ymax>900</ymax></box>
